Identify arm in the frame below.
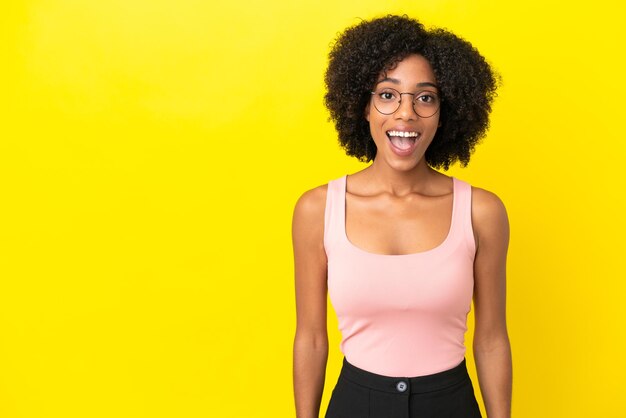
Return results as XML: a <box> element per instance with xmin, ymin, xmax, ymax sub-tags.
<box><xmin>292</xmin><ymin>186</ymin><xmax>329</xmax><ymax>418</ymax></box>
<box><xmin>471</xmin><ymin>187</ymin><xmax>513</xmax><ymax>418</ymax></box>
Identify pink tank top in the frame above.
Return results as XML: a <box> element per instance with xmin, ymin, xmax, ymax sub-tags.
<box><xmin>324</xmin><ymin>174</ymin><xmax>476</xmax><ymax>377</ymax></box>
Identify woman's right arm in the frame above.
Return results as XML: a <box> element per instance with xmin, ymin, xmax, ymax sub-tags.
<box><xmin>292</xmin><ymin>186</ymin><xmax>329</xmax><ymax>418</ymax></box>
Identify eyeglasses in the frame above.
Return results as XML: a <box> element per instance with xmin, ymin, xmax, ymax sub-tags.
<box><xmin>370</xmin><ymin>87</ymin><xmax>441</xmax><ymax>118</ymax></box>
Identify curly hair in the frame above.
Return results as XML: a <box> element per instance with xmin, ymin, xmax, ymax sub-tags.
<box><xmin>324</xmin><ymin>14</ymin><xmax>499</xmax><ymax>170</ymax></box>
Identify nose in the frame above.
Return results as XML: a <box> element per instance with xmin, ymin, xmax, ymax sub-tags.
<box><xmin>395</xmin><ymin>93</ymin><xmax>417</xmax><ymax>120</ymax></box>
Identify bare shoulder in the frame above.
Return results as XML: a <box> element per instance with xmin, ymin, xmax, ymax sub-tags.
<box><xmin>292</xmin><ymin>182</ymin><xmax>329</xmax><ymax>312</ymax></box>
<box><xmin>292</xmin><ymin>183</ymin><xmax>329</xmax><ymax>253</ymax></box>
<box><xmin>470</xmin><ymin>186</ymin><xmax>510</xmax><ymax>248</ymax></box>
<box><xmin>292</xmin><ymin>183</ymin><xmax>328</xmax><ymax>225</ymax></box>
<box><xmin>471</xmin><ymin>186</ymin><xmax>508</xmax><ymax>219</ymax></box>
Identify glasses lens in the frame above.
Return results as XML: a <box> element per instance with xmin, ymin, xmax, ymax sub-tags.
<box><xmin>372</xmin><ymin>88</ymin><xmax>440</xmax><ymax>117</ymax></box>
<box><xmin>413</xmin><ymin>90</ymin><xmax>440</xmax><ymax>118</ymax></box>
<box><xmin>372</xmin><ymin>88</ymin><xmax>400</xmax><ymax>114</ymax></box>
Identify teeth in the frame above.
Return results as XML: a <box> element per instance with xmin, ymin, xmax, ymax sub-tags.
<box><xmin>387</xmin><ymin>130</ymin><xmax>419</xmax><ymax>138</ymax></box>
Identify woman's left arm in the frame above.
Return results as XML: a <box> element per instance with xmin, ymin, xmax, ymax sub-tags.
<box><xmin>471</xmin><ymin>187</ymin><xmax>512</xmax><ymax>418</ymax></box>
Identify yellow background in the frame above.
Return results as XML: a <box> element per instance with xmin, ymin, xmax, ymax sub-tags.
<box><xmin>1</xmin><ymin>1</ymin><xmax>625</xmax><ymax>417</ymax></box>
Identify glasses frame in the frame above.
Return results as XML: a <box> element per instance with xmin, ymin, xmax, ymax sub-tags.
<box><xmin>369</xmin><ymin>88</ymin><xmax>441</xmax><ymax>118</ymax></box>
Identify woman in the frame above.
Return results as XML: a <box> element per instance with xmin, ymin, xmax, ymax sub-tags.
<box><xmin>292</xmin><ymin>14</ymin><xmax>512</xmax><ymax>418</ymax></box>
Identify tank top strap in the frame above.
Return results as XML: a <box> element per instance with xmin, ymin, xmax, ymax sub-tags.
<box><xmin>452</xmin><ymin>177</ymin><xmax>477</xmax><ymax>257</ymax></box>
<box><xmin>323</xmin><ymin>175</ymin><xmax>347</xmax><ymax>254</ymax></box>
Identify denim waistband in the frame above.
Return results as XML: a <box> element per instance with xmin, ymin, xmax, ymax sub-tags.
<box><xmin>339</xmin><ymin>357</ymin><xmax>470</xmax><ymax>394</ymax></box>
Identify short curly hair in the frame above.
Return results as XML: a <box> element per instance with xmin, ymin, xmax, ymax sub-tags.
<box><xmin>324</xmin><ymin>14</ymin><xmax>499</xmax><ymax>170</ymax></box>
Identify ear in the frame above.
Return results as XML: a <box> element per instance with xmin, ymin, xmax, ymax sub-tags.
<box><xmin>364</xmin><ymin>102</ymin><xmax>370</xmax><ymax>122</ymax></box>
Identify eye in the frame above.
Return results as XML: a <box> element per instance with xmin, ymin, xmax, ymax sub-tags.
<box><xmin>377</xmin><ymin>89</ymin><xmax>398</xmax><ymax>101</ymax></box>
<box><xmin>416</xmin><ymin>92</ymin><xmax>439</xmax><ymax>104</ymax></box>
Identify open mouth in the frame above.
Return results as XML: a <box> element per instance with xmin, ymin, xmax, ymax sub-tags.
<box><xmin>386</xmin><ymin>130</ymin><xmax>419</xmax><ymax>153</ymax></box>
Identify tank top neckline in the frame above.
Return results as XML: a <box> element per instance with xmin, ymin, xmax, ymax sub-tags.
<box><xmin>339</xmin><ymin>174</ymin><xmax>459</xmax><ymax>258</ymax></box>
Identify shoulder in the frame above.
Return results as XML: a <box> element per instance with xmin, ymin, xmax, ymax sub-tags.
<box><xmin>471</xmin><ymin>186</ymin><xmax>508</xmax><ymax>219</ymax></box>
<box><xmin>292</xmin><ymin>183</ymin><xmax>329</xmax><ymax>257</ymax></box>
<box><xmin>293</xmin><ymin>183</ymin><xmax>328</xmax><ymax>221</ymax></box>
<box><xmin>292</xmin><ymin>183</ymin><xmax>329</xmax><ymax>238</ymax></box>
<box><xmin>470</xmin><ymin>185</ymin><xmax>510</xmax><ymax>249</ymax></box>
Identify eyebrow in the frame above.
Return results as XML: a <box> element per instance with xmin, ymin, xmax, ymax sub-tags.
<box><xmin>375</xmin><ymin>78</ymin><xmax>438</xmax><ymax>89</ymax></box>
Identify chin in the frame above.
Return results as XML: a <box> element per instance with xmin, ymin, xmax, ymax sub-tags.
<box><xmin>386</xmin><ymin>156</ymin><xmax>423</xmax><ymax>172</ymax></box>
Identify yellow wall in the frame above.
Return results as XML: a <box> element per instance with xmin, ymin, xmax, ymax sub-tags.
<box><xmin>2</xmin><ymin>1</ymin><xmax>625</xmax><ymax>417</ymax></box>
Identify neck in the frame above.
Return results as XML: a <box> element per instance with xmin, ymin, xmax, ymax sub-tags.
<box><xmin>363</xmin><ymin>157</ymin><xmax>437</xmax><ymax>197</ymax></box>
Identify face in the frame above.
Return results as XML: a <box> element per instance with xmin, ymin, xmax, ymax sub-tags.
<box><xmin>365</xmin><ymin>54</ymin><xmax>441</xmax><ymax>172</ymax></box>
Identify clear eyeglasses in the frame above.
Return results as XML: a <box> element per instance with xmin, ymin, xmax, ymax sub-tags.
<box><xmin>370</xmin><ymin>87</ymin><xmax>441</xmax><ymax>118</ymax></box>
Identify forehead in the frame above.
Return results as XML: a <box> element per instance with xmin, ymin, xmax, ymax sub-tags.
<box><xmin>377</xmin><ymin>54</ymin><xmax>437</xmax><ymax>85</ymax></box>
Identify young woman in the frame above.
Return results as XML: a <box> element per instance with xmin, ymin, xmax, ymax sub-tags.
<box><xmin>292</xmin><ymin>14</ymin><xmax>512</xmax><ymax>418</ymax></box>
